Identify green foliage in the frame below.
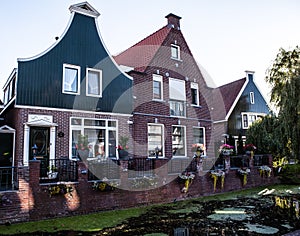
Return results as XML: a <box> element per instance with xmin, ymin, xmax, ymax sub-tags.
<box><xmin>278</xmin><ymin>164</ymin><xmax>300</xmax><ymax>184</ymax></box>
<box><xmin>265</xmin><ymin>46</ymin><xmax>300</xmax><ymax>160</ymax></box>
<box><xmin>246</xmin><ymin>114</ymin><xmax>282</xmax><ymax>156</ymax></box>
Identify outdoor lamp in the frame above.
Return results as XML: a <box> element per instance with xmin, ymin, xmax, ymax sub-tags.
<box><xmin>32</xmin><ymin>144</ymin><xmax>38</xmax><ymax>160</ymax></box>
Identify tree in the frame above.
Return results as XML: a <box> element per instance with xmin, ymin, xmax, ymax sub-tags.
<box><xmin>246</xmin><ymin>114</ymin><xmax>283</xmax><ymax>156</ymax></box>
<box><xmin>265</xmin><ymin>46</ymin><xmax>300</xmax><ymax>160</ymax></box>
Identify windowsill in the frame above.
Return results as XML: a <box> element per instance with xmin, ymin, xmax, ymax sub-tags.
<box><xmin>191</xmin><ymin>104</ymin><xmax>202</xmax><ymax>108</ymax></box>
<box><xmin>170</xmin><ymin>57</ymin><xmax>183</xmax><ymax>62</ymax></box>
<box><xmin>170</xmin><ymin>115</ymin><xmax>186</xmax><ymax>118</ymax></box>
<box><xmin>171</xmin><ymin>156</ymin><xmax>189</xmax><ymax>159</ymax></box>
<box><xmin>147</xmin><ymin>157</ymin><xmax>168</xmax><ymax>159</ymax></box>
<box><xmin>152</xmin><ymin>99</ymin><xmax>166</xmax><ymax>103</ymax></box>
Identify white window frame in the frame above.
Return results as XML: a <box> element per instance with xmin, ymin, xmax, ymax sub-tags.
<box><xmin>250</xmin><ymin>92</ymin><xmax>255</xmax><ymax>104</ymax></box>
<box><xmin>69</xmin><ymin>118</ymin><xmax>118</xmax><ymax>159</ymax></box>
<box><xmin>192</xmin><ymin>126</ymin><xmax>206</xmax><ymax>155</ymax></box>
<box><xmin>171</xmin><ymin>44</ymin><xmax>180</xmax><ymax>60</ymax></box>
<box><xmin>86</xmin><ymin>68</ymin><xmax>102</xmax><ymax>97</ymax></box>
<box><xmin>191</xmin><ymin>82</ymin><xmax>199</xmax><ymax>106</ymax></box>
<box><xmin>62</xmin><ymin>64</ymin><xmax>80</xmax><ymax>95</ymax></box>
<box><xmin>241</xmin><ymin>112</ymin><xmax>265</xmax><ymax>129</ymax></box>
<box><xmin>147</xmin><ymin>123</ymin><xmax>164</xmax><ymax>158</ymax></box>
<box><xmin>169</xmin><ymin>78</ymin><xmax>186</xmax><ymax>117</ymax></box>
<box><xmin>152</xmin><ymin>74</ymin><xmax>163</xmax><ymax>101</ymax></box>
<box><xmin>172</xmin><ymin>125</ymin><xmax>186</xmax><ymax>157</ymax></box>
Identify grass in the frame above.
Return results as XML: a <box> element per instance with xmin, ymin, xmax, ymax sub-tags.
<box><xmin>0</xmin><ymin>184</ymin><xmax>299</xmax><ymax>235</ymax></box>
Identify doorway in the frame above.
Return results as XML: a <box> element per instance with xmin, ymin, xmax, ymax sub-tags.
<box><xmin>29</xmin><ymin>127</ymin><xmax>50</xmax><ymax>177</ymax></box>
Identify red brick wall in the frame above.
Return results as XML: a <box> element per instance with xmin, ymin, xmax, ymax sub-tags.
<box><xmin>0</xmin><ymin>156</ymin><xmax>278</xmax><ymax>224</ymax></box>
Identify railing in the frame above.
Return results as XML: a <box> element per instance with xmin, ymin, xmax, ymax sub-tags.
<box><xmin>253</xmin><ymin>155</ymin><xmax>270</xmax><ymax>166</ymax></box>
<box><xmin>0</xmin><ymin>166</ymin><xmax>18</xmax><ymax>191</ymax></box>
<box><xmin>128</xmin><ymin>158</ymin><xmax>155</xmax><ymax>178</ymax></box>
<box><xmin>88</xmin><ymin>159</ymin><xmax>120</xmax><ymax>180</ymax></box>
<box><xmin>40</xmin><ymin>158</ymin><xmax>78</xmax><ymax>183</ymax></box>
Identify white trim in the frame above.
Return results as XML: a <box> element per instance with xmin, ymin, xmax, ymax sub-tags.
<box><xmin>250</xmin><ymin>92</ymin><xmax>255</xmax><ymax>104</ymax></box>
<box><xmin>3</xmin><ymin>68</ymin><xmax>17</xmax><ymax>90</ymax></box>
<box><xmin>171</xmin><ymin>44</ymin><xmax>180</xmax><ymax>60</ymax></box>
<box><xmin>225</xmin><ymin>77</ymin><xmax>248</xmax><ymax>120</ymax></box>
<box><xmin>69</xmin><ymin>2</ymin><xmax>100</xmax><ymax>18</ymax></box>
<box><xmin>172</xmin><ymin>125</ymin><xmax>187</xmax><ymax>157</ymax></box>
<box><xmin>241</xmin><ymin>112</ymin><xmax>266</xmax><ymax>129</ymax></box>
<box><xmin>147</xmin><ymin>123</ymin><xmax>165</xmax><ymax>158</ymax></box>
<box><xmin>0</xmin><ymin>96</ymin><xmax>16</xmax><ymax>116</ymax></box>
<box><xmin>191</xmin><ymin>82</ymin><xmax>199</xmax><ymax>106</ymax></box>
<box><xmin>86</xmin><ymin>68</ymin><xmax>102</xmax><ymax>97</ymax></box>
<box><xmin>14</xmin><ymin>104</ymin><xmax>133</xmax><ymax>117</ymax></box>
<box><xmin>192</xmin><ymin>126</ymin><xmax>206</xmax><ymax>156</ymax></box>
<box><xmin>18</xmin><ymin>13</ymin><xmax>75</xmax><ymax>62</ymax></box>
<box><xmin>62</xmin><ymin>64</ymin><xmax>81</xmax><ymax>95</ymax></box>
<box><xmin>152</xmin><ymin>74</ymin><xmax>163</xmax><ymax>101</ymax></box>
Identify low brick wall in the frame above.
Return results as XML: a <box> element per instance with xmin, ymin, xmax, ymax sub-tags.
<box><xmin>0</xmin><ymin>157</ymin><xmax>278</xmax><ymax>224</ymax></box>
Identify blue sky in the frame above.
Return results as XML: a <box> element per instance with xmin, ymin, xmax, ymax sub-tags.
<box><xmin>1</xmin><ymin>0</ymin><xmax>300</xmax><ymax>102</ymax></box>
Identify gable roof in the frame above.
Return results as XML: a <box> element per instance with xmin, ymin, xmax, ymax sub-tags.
<box><xmin>113</xmin><ymin>26</ymin><xmax>171</xmax><ymax>72</ymax></box>
<box><xmin>219</xmin><ymin>77</ymin><xmax>247</xmax><ymax>115</ymax></box>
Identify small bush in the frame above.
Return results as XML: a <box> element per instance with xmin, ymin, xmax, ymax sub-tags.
<box><xmin>278</xmin><ymin>164</ymin><xmax>300</xmax><ymax>184</ymax></box>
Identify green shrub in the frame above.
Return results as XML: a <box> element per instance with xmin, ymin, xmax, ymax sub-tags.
<box><xmin>278</xmin><ymin>164</ymin><xmax>300</xmax><ymax>184</ymax></box>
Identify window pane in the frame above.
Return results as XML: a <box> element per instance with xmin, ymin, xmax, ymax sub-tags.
<box><xmin>84</xmin><ymin>119</ymin><xmax>105</xmax><ymax>126</ymax></box>
<box><xmin>64</xmin><ymin>67</ymin><xmax>78</xmax><ymax>93</ymax></box>
<box><xmin>153</xmin><ymin>80</ymin><xmax>161</xmax><ymax>99</ymax></box>
<box><xmin>169</xmin><ymin>78</ymin><xmax>186</xmax><ymax>101</ymax></box>
<box><xmin>171</xmin><ymin>45</ymin><xmax>179</xmax><ymax>59</ymax></box>
<box><xmin>170</xmin><ymin>101</ymin><xmax>185</xmax><ymax>116</ymax></box>
<box><xmin>71</xmin><ymin>130</ymin><xmax>81</xmax><ymax>158</ymax></box>
<box><xmin>71</xmin><ymin>118</ymin><xmax>82</xmax><ymax>125</ymax></box>
<box><xmin>243</xmin><ymin>114</ymin><xmax>248</xmax><ymax>128</ymax></box>
<box><xmin>88</xmin><ymin>70</ymin><xmax>101</xmax><ymax>96</ymax></box>
<box><xmin>108</xmin><ymin>131</ymin><xmax>116</xmax><ymax>157</ymax></box>
<box><xmin>193</xmin><ymin>128</ymin><xmax>204</xmax><ymax>144</ymax></box>
<box><xmin>172</xmin><ymin>126</ymin><xmax>185</xmax><ymax>156</ymax></box>
<box><xmin>148</xmin><ymin>125</ymin><xmax>163</xmax><ymax>157</ymax></box>
<box><xmin>191</xmin><ymin>88</ymin><xmax>198</xmax><ymax>105</ymax></box>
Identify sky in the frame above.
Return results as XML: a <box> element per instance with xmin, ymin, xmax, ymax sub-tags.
<box><xmin>1</xmin><ymin>0</ymin><xmax>300</xmax><ymax>103</ymax></box>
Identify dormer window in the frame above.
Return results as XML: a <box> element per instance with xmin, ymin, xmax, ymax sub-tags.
<box><xmin>86</xmin><ymin>68</ymin><xmax>102</xmax><ymax>97</ymax></box>
<box><xmin>250</xmin><ymin>92</ymin><xmax>255</xmax><ymax>104</ymax></box>
<box><xmin>171</xmin><ymin>44</ymin><xmax>180</xmax><ymax>60</ymax></box>
<box><xmin>63</xmin><ymin>64</ymin><xmax>80</xmax><ymax>95</ymax></box>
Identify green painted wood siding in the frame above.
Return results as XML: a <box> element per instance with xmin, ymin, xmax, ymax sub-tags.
<box><xmin>16</xmin><ymin>13</ymin><xmax>132</xmax><ymax>114</ymax></box>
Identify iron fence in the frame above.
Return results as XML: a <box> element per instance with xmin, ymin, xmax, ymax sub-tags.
<box><xmin>40</xmin><ymin>158</ymin><xmax>78</xmax><ymax>183</ymax></box>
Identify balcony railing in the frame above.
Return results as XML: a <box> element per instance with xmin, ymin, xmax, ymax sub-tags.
<box><xmin>0</xmin><ymin>166</ymin><xmax>18</xmax><ymax>191</ymax></box>
<box><xmin>40</xmin><ymin>158</ymin><xmax>78</xmax><ymax>183</ymax></box>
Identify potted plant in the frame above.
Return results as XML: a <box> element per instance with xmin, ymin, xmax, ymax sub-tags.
<box><xmin>117</xmin><ymin>136</ymin><xmax>129</xmax><ymax>159</ymax></box>
<box><xmin>76</xmin><ymin>134</ymin><xmax>89</xmax><ymax>161</ymax></box>
<box><xmin>47</xmin><ymin>165</ymin><xmax>58</xmax><ymax>179</ymax></box>
<box><xmin>219</xmin><ymin>144</ymin><xmax>234</xmax><ymax>156</ymax></box>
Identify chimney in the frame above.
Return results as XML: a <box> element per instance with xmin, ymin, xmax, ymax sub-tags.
<box><xmin>165</xmin><ymin>13</ymin><xmax>181</xmax><ymax>30</ymax></box>
<box><xmin>245</xmin><ymin>70</ymin><xmax>255</xmax><ymax>81</ymax></box>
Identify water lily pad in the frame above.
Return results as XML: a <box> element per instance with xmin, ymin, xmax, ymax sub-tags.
<box><xmin>244</xmin><ymin>223</ymin><xmax>279</xmax><ymax>234</ymax></box>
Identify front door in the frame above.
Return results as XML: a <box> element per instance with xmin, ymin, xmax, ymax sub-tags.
<box><xmin>29</xmin><ymin>127</ymin><xmax>50</xmax><ymax>177</ymax></box>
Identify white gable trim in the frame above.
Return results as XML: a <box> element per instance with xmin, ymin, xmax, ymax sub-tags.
<box><xmin>224</xmin><ymin>77</ymin><xmax>248</xmax><ymax>121</ymax></box>
<box><xmin>69</xmin><ymin>2</ymin><xmax>100</xmax><ymax>18</ymax></box>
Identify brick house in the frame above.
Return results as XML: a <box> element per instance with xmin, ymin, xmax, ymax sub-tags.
<box><xmin>212</xmin><ymin>71</ymin><xmax>271</xmax><ymax>151</ymax></box>
<box><xmin>114</xmin><ymin>13</ymin><xmax>214</xmax><ymax>162</ymax></box>
<box><xmin>0</xmin><ymin>2</ymin><xmax>275</xmax><ymax>224</ymax></box>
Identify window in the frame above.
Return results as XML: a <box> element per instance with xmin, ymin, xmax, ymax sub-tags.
<box><xmin>63</xmin><ymin>64</ymin><xmax>80</xmax><ymax>94</ymax></box>
<box><xmin>172</xmin><ymin>125</ymin><xmax>186</xmax><ymax>156</ymax></box>
<box><xmin>70</xmin><ymin>118</ymin><xmax>117</xmax><ymax>159</ymax></box>
<box><xmin>171</xmin><ymin>44</ymin><xmax>180</xmax><ymax>60</ymax></box>
<box><xmin>169</xmin><ymin>78</ymin><xmax>186</xmax><ymax>117</ymax></box>
<box><xmin>191</xmin><ymin>82</ymin><xmax>199</xmax><ymax>106</ymax></box>
<box><xmin>250</xmin><ymin>92</ymin><xmax>255</xmax><ymax>104</ymax></box>
<box><xmin>193</xmin><ymin>127</ymin><xmax>205</xmax><ymax>150</ymax></box>
<box><xmin>86</xmin><ymin>68</ymin><xmax>102</xmax><ymax>97</ymax></box>
<box><xmin>148</xmin><ymin>124</ymin><xmax>164</xmax><ymax>158</ymax></box>
<box><xmin>242</xmin><ymin>113</ymin><xmax>265</xmax><ymax>129</ymax></box>
<box><xmin>153</xmin><ymin>74</ymin><xmax>163</xmax><ymax>100</ymax></box>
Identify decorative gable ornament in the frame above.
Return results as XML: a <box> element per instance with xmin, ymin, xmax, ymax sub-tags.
<box><xmin>69</xmin><ymin>2</ymin><xmax>100</xmax><ymax>18</ymax></box>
